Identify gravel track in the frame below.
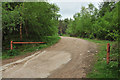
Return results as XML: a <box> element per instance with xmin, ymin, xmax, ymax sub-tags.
<box><xmin>2</xmin><ymin>36</ymin><xmax>97</xmax><ymax>78</ymax></box>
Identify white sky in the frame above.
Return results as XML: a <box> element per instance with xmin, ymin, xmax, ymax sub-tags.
<box><xmin>49</xmin><ymin>0</ymin><xmax>103</xmax><ymax>20</ymax></box>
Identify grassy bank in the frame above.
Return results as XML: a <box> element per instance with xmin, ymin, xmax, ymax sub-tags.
<box><xmin>2</xmin><ymin>36</ymin><xmax>61</xmax><ymax>59</ymax></box>
<box><xmin>82</xmin><ymin>38</ymin><xmax>119</xmax><ymax>78</ymax></box>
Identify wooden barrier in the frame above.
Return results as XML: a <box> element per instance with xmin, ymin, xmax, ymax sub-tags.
<box><xmin>10</xmin><ymin>41</ymin><xmax>45</xmax><ymax>50</ymax></box>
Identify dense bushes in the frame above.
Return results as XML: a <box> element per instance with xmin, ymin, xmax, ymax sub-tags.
<box><xmin>65</xmin><ymin>2</ymin><xmax>119</xmax><ymax>41</ymax></box>
<box><xmin>2</xmin><ymin>2</ymin><xmax>60</xmax><ymax>50</ymax></box>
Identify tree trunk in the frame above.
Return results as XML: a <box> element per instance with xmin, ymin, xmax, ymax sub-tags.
<box><xmin>20</xmin><ymin>22</ymin><xmax>22</xmax><ymax>41</ymax></box>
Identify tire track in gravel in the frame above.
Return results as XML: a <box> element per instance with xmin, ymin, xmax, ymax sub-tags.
<box><xmin>2</xmin><ymin>36</ymin><xmax>97</xmax><ymax>78</ymax></box>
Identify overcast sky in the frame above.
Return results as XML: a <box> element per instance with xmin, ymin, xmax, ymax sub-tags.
<box><xmin>49</xmin><ymin>0</ymin><xmax>103</xmax><ymax>20</ymax></box>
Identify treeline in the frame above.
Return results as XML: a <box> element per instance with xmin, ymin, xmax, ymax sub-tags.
<box><xmin>60</xmin><ymin>2</ymin><xmax>119</xmax><ymax>41</ymax></box>
<box><xmin>2</xmin><ymin>2</ymin><xmax>60</xmax><ymax>50</ymax></box>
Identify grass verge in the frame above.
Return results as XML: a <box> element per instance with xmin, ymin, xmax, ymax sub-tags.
<box><xmin>82</xmin><ymin>38</ymin><xmax>119</xmax><ymax>78</ymax></box>
<box><xmin>2</xmin><ymin>36</ymin><xmax>61</xmax><ymax>59</ymax></box>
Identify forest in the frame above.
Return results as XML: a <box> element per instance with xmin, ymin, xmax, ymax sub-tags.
<box><xmin>59</xmin><ymin>2</ymin><xmax>120</xmax><ymax>41</ymax></box>
<box><xmin>2</xmin><ymin>1</ymin><xmax>119</xmax><ymax>61</ymax></box>
<box><xmin>1</xmin><ymin>1</ymin><xmax>120</xmax><ymax>78</ymax></box>
<box><xmin>2</xmin><ymin>2</ymin><xmax>61</xmax><ymax>57</ymax></box>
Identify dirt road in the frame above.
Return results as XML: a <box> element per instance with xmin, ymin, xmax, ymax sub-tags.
<box><xmin>2</xmin><ymin>36</ymin><xmax>97</xmax><ymax>78</ymax></box>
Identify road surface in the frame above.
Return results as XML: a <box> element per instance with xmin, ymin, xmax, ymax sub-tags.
<box><xmin>2</xmin><ymin>36</ymin><xmax>97</xmax><ymax>78</ymax></box>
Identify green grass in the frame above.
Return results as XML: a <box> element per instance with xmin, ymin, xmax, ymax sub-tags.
<box><xmin>81</xmin><ymin>38</ymin><xmax>119</xmax><ymax>78</ymax></box>
<box><xmin>2</xmin><ymin>36</ymin><xmax>61</xmax><ymax>59</ymax></box>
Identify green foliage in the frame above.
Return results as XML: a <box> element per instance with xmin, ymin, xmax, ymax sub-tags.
<box><xmin>83</xmin><ymin>38</ymin><xmax>119</xmax><ymax>78</ymax></box>
<box><xmin>65</xmin><ymin>2</ymin><xmax>119</xmax><ymax>41</ymax></box>
<box><xmin>22</xmin><ymin>2</ymin><xmax>60</xmax><ymax>37</ymax></box>
<box><xmin>7</xmin><ymin>49</ymin><xmax>18</xmax><ymax>56</ymax></box>
<box><xmin>2</xmin><ymin>2</ymin><xmax>61</xmax><ymax>57</ymax></box>
<box><xmin>110</xmin><ymin>42</ymin><xmax>119</xmax><ymax>62</ymax></box>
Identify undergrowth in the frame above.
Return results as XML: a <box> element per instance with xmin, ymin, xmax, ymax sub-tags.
<box><xmin>2</xmin><ymin>36</ymin><xmax>61</xmax><ymax>59</ymax></box>
<box><xmin>83</xmin><ymin>38</ymin><xmax>119</xmax><ymax>79</ymax></box>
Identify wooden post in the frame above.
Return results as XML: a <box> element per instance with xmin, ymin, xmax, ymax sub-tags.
<box><xmin>11</xmin><ymin>41</ymin><xmax>13</xmax><ymax>50</ymax></box>
<box><xmin>107</xmin><ymin>43</ymin><xmax>110</xmax><ymax>64</ymax></box>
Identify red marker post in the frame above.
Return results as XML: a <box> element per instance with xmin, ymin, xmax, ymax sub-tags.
<box><xmin>11</xmin><ymin>41</ymin><xmax>13</xmax><ymax>50</ymax></box>
<box><xmin>107</xmin><ymin>43</ymin><xmax>110</xmax><ymax>64</ymax></box>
